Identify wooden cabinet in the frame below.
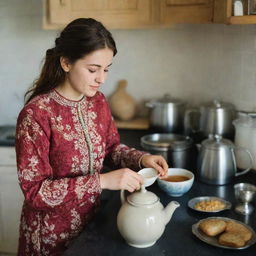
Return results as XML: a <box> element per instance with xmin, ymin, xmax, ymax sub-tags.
<box><xmin>43</xmin><ymin>0</ymin><xmax>215</xmax><ymax>29</ymax></box>
<box><xmin>214</xmin><ymin>0</ymin><xmax>256</xmax><ymax>24</ymax></box>
<box><xmin>43</xmin><ymin>0</ymin><xmax>154</xmax><ymax>29</ymax></box>
<box><xmin>0</xmin><ymin>147</ymin><xmax>23</xmax><ymax>254</ymax></box>
<box><xmin>155</xmin><ymin>0</ymin><xmax>214</xmax><ymax>26</ymax></box>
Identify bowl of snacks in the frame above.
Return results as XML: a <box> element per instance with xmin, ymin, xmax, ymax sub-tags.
<box><xmin>157</xmin><ymin>168</ymin><xmax>194</xmax><ymax>197</ymax></box>
<box><xmin>188</xmin><ymin>196</ymin><xmax>232</xmax><ymax>213</ymax></box>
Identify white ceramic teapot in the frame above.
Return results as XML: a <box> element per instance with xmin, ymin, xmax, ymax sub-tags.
<box><xmin>117</xmin><ymin>186</ymin><xmax>180</xmax><ymax>248</ymax></box>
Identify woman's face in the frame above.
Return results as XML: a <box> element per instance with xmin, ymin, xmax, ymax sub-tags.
<box><xmin>59</xmin><ymin>48</ymin><xmax>114</xmax><ymax>100</ymax></box>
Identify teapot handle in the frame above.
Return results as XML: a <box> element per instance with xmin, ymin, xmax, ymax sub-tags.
<box><xmin>234</xmin><ymin>146</ymin><xmax>254</xmax><ymax>176</ymax></box>
<box><xmin>120</xmin><ymin>190</ymin><xmax>126</xmax><ymax>205</ymax></box>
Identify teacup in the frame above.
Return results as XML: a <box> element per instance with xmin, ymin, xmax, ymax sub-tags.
<box><xmin>138</xmin><ymin>168</ymin><xmax>158</xmax><ymax>187</ymax></box>
<box><xmin>157</xmin><ymin>168</ymin><xmax>194</xmax><ymax>197</ymax></box>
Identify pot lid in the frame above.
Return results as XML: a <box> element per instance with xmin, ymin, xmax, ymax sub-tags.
<box><xmin>202</xmin><ymin>134</ymin><xmax>234</xmax><ymax>150</ymax></box>
<box><xmin>141</xmin><ymin>133</ymin><xmax>193</xmax><ymax>151</ymax></box>
<box><xmin>127</xmin><ymin>187</ymin><xmax>158</xmax><ymax>206</ymax></box>
<box><xmin>153</xmin><ymin>94</ymin><xmax>185</xmax><ymax>106</ymax></box>
<box><xmin>202</xmin><ymin>100</ymin><xmax>235</xmax><ymax>111</ymax></box>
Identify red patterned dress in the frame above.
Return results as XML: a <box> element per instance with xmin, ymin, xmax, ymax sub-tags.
<box><xmin>15</xmin><ymin>89</ymin><xmax>146</xmax><ymax>255</ymax></box>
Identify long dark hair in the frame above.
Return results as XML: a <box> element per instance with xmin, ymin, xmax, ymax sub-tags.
<box><xmin>25</xmin><ymin>18</ymin><xmax>117</xmax><ymax>103</ymax></box>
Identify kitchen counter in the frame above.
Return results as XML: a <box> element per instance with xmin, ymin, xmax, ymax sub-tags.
<box><xmin>64</xmin><ymin>129</ymin><xmax>256</xmax><ymax>256</ymax></box>
<box><xmin>0</xmin><ymin>125</ymin><xmax>16</xmax><ymax>146</ymax></box>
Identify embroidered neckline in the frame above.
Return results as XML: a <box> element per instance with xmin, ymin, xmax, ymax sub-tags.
<box><xmin>50</xmin><ymin>89</ymin><xmax>86</xmax><ymax>107</ymax></box>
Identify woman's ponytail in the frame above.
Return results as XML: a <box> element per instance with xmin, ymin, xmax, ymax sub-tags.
<box><xmin>25</xmin><ymin>47</ymin><xmax>65</xmax><ymax>103</ymax></box>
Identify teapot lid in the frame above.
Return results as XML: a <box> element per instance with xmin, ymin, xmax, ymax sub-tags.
<box><xmin>127</xmin><ymin>187</ymin><xmax>159</xmax><ymax>206</ymax></box>
<box><xmin>202</xmin><ymin>134</ymin><xmax>234</xmax><ymax>150</ymax></box>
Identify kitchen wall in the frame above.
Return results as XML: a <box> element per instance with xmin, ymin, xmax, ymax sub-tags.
<box><xmin>1</xmin><ymin>0</ymin><xmax>256</xmax><ymax>125</ymax></box>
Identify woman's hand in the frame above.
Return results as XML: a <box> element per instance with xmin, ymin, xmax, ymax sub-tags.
<box><xmin>140</xmin><ymin>154</ymin><xmax>168</xmax><ymax>178</ymax></box>
<box><xmin>99</xmin><ymin>168</ymin><xmax>144</xmax><ymax>193</ymax></box>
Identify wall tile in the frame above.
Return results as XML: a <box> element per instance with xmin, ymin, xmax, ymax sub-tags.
<box><xmin>1</xmin><ymin>2</ymin><xmax>256</xmax><ymax>125</ymax></box>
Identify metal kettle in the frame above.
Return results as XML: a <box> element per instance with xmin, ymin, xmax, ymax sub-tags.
<box><xmin>197</xmin><ymin>135</ymin><xmax>253</xmax><ymax>185</ymax></box>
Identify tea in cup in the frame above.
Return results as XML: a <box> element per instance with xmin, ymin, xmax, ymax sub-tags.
<box><xmin>157</xmin><ymin>168</ymin><xmax>194</xmax><ymax>197</ymax></box>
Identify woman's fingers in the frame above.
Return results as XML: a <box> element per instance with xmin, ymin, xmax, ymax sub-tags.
<box><xmin>141</xmin><ymin>154</ymin><xmax>169</xmax><ymax>177</ymax></box>
<box><xmin>125</xmin><ymin>170</ymin><xmax>143</xmax><ymax>191</ymax></box>
<box><xmin>126</xmin><ymin>183</ymin><xmax>136</xmax><ymax>193</ymax></box>
<box><xmin>151</xmin><ymin>159</ymin><xmax>168</xmax><ymax>177</ymax></box>
<box><xmin>157</xmin><ymin>159</ymin><xmax>169</xmax><ymax>177</ymax></box>
<box><xmin>100</xmin><ymin>168</ymin><xmax>146</xmax><ymax>192</ymax></box>
<box><xmin>118</xmin><ymin>168</ymin><xmax>143</xmax><ymax>192</ymax></box>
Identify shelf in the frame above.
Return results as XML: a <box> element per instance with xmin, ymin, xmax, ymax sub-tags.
<box><xmin>115</xmin><ymin>117</ymin><xmax>149</xmax><ymax>130</ymax></box>
<box><xmin>228</xmin><ymin>15</ymin><xmax>256</xmax><ymax>24</ymax></box>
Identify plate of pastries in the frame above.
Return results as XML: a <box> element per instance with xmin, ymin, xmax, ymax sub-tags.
<box><xmin>192</xmin><ymin>217</ymin><xmax>256</xmax><ymax>249</ymax></box>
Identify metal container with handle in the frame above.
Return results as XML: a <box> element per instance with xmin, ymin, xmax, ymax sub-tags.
<box><xmin>200</xmin><ymin>100</ymin><xmax>236</xmax><ymax>139</ymax></box>
<box><xmin>146</xmin><ymin>94</ymin><xmax>186</xmax><ymax>133</ymax></box>
<box><xmin>197</xmin><ymin>134</ymin><xmax>253</xmax><ymax>185</ymax></box>
<box><xmin>185</xmin><ymin>100</ymin><xmax>236</xmax><ymax>140</ymax></box>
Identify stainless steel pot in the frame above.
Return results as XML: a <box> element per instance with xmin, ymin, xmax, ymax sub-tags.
<box><xmin>146</xmin><ymin>94</ymin><xmax>186</xmax><ymax>133</ymax></box>
<box><xmin>185</xmin><ymin>100</ymin><xmax>237</xmax><ymax>140</ymax></box>
<box><xmin>140</xmin><ymin>133</ymin><xmax>197</xmax><ymax>170</ymax></box>
<box><xmin>197</xmin><ymin>135</ymin><xmax>253</xmax><ymax>185</ymax></box>
<box><xmin>200</xmin><ymin>100</ymin><xmax>236</xmax><ymax>139</ymax></box>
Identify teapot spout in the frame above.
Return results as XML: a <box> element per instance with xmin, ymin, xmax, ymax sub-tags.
<box><xmin>163</xmin><ymin>201</ymin><xmax>180</xmax><ymax>225</ymax></box>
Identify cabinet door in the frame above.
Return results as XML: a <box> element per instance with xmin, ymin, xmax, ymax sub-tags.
<box><xmin>157</xmin><ymin>0</ymin><xmax>214</xmax><ymax>25</ymax></box>
<box><xmin>44</xmin><ymin>0</ymin><xmax>153</xmax><ymax>29</ymax></box>
<box><xmin>214</xmin><ymin>0</ymin><xmax>256</xmax><ymax>24</ymax></box>
<box><xmin>0</xmin><ymin>166</ymin><xmax>24</xmax><ymax>253</ymax></box>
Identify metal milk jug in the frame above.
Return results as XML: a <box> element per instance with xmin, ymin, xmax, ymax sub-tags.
<box><xmin>197</xmin><ymin>135</ymin><xmax>253</xmax><ymax>185</ymax></box>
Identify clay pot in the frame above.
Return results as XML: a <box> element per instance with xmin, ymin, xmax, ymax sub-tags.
<box><xmin>109</xmin><ymin>80</ymin><xmax>137</xmax><ymax>121</ymax></box>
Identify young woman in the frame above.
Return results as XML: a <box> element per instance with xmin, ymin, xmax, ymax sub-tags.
<box><xmin>15</xmin><ymin>18</ymin><xmax>168</xmax><ymax>255</ymax></box>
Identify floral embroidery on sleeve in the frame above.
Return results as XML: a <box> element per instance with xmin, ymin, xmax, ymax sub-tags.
<box><xmin>19</xmin><ymin>155</ymin><xmax>40</xmax><ymax>181</ymax></box>
<box><xmin>74</xmin><ymin>175</ymin><xmax>101</xmax><ymax>200</ymax></box>
<box><xmin>39</xmin><ymin>179</ymin><xmax>69</xmax><ymax>207</ymax></box>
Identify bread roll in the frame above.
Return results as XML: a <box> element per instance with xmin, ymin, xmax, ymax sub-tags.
<box><xmin>199</xmin><ymin>219</ymin><xmax>227</xmax><ymax>236</ymax></box>
<box><xmin>219</xmin><ymin>232</ymin><xmax>245</xmax><ymax>248</ymax></box>
<box><xmin>225</xmin><ymin>221</ymin><xmax>252</xmax><ymax>242</ymax></box>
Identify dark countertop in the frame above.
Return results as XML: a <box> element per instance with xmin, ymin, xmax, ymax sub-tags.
<box><xmin>0</xmin><ymin>125</ymin><xmax>16</xmax><ymax>146</ymax></box>
<box><xmin>64</xmin><ymin>129</ymin><xmax>256</xmax><ymax>256</ymax></box>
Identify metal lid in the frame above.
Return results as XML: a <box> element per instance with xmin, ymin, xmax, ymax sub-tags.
<box><xmin>127</xmin><ymin>187</ymin><xmax>158</xmax><ymax>206</ymax></box>
<box><xmin>202</xmin><ymin>100</ymin><xmax>235</xmax><ymax>111</ymax></box>
<box><xmin>201</xmin><ymin>134</ymin><xmax>234</xmax><ymax>150</ymax></box>
<box><xmin>152</xmin><ymin>94</ymin><xmax>185</xmax><ymax>106</ymax></box>
<box><xmin>141</xmin><ymin>133</ymin><xmax>193</xmax><ymax>151</ymax></box>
